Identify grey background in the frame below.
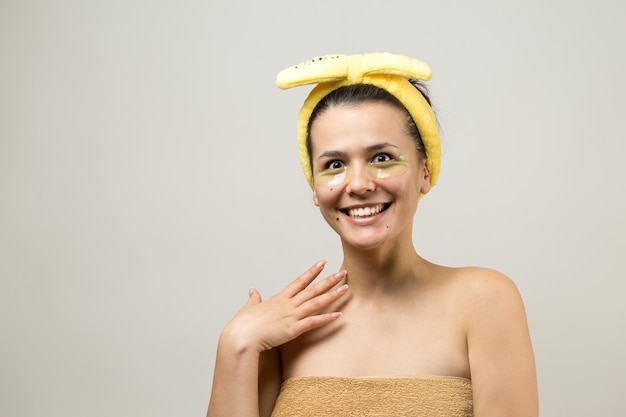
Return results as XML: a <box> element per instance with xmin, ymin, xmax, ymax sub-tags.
<box><xmin>1</xmin><ymin>0</ymin><xmax>624</xmax><ymax>416</ymax></box>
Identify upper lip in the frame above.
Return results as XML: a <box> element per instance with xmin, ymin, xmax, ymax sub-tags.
<box><xmin>339</xmin><ymin>203</ymin><xmax>391</xmax><ymax>217</ymax></box>
<box><xmin>339</xmin><ymin>202</ymin><xmax>390</xmax><ymax>211</ymax></box>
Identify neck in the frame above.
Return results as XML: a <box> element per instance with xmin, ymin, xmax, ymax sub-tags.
<box><xmin>339</xmin><ymin>240</ymin><xmax>428</xmax><ymax>295</ymax></box>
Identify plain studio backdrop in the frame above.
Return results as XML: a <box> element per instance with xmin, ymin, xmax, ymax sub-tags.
<box><xmin>1</xmin><ymin>1</ymin><xmax>624</xmax><ymax>416</ymax></box>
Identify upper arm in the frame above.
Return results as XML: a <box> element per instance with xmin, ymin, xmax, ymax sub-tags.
<box><xmin>465</xmin><ymin>269</ymin><xmax>538</xmax><ymax>417</ymax></box>
<box><xmin>258</xmin><ymin>348</ymin><xmax>282</xmax><ymax>417</ymax></box>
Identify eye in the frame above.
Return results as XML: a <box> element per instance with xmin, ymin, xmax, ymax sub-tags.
<box><xmin>372</xmin><ymin>153</ymin><xmax>393</xmax><ymax>164</ymax></box>
<box><xmin>325</xmin><ymin>160</ymin><xmax>345</xmax><ymax>170</ymax></box>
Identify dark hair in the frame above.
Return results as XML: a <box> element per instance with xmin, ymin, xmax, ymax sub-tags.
<box><xmin>306</xmin><ymin>79</ymin><xmax>434</xmax><ymax>168</ymax></box>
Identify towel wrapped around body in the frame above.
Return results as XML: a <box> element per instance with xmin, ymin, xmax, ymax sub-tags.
<box><xmin>271</xmin><ymin>375</ymin><xmax>473</xmax><ymax>417</ymax></box>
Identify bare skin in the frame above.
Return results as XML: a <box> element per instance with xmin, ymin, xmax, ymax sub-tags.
<box><xmin>206</xmin><ymin>102</ymin><xmax>538</xmax><ymax>417</ymax></box>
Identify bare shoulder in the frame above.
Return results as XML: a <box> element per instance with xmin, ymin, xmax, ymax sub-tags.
<box><xmin>444</xmin><ymin>266</ymin><xmax>524</xmax><ymax>307</ymax></box>
<box><xmin>442</xmin><ymin>266</ymin><xmax>538</xmax><ymax>416</ymax></box>
<box><xmin>432</xmin><ymin>265</ymin><xmax>529</xmax><ymax>334</ymax></box>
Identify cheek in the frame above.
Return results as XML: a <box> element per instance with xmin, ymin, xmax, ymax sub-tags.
<box><xmin>313</xmin><ymin>187</ymin><xmax>344</xmax><ymax>222</ymax></box>
<box><xmin>313</xmin><ymin>187</ymin><xmax>339</xmax><ymax>208</ymax></box>
<box><xmin>384</xmin><ymin>171</ymin><xmax>415</xmax><ymax>193</ymax></box>
<box><xmin>383</xmin><ymin>172</ymin><xmax>422</xmax><ymax>208</ymax></box>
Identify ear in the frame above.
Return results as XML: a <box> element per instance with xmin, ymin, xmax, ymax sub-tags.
<box><xmin>312</xmin><ymin>190</ymin><xmax>320</xmax><ymax>206</ymax></box>
<box><xmin>419</xmin><ymin>164</ymin><xmax>431</xmax><ymax>195</ymax></box>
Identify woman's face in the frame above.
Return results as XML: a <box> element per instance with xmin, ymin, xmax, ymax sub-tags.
<box><xmin>310</xmin><ymin>101</ymin><xmax>431</xmax><ymax>250</ymax></box>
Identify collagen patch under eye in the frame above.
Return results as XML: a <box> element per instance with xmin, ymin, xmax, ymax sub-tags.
<box><xmin>313</xmin><ymin>158</ymin><xmax>409</xmax><ymax>187</ymax></box>
<box><xmin>314</xmin><ymin>167</ymin><xmax>348</xmax><ymax>187</ymax></box>
<box><xmin>367</xmin><ymin>158</ymin><xmax>408</xmax><ymax>180</ymax></box>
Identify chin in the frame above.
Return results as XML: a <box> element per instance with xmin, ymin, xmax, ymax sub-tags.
<box><xmin>340</xmin><ymin>230</ymin><xmax>393</xmax><ymax>251</ymax></box>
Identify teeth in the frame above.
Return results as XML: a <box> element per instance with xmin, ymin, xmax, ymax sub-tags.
<box><xmin>347</xmin><ymin>204</ymin><xmax>385</xmax><ymax>218</ymax></box>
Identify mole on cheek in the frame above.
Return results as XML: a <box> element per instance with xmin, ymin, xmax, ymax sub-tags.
<box><xmin>336</xmin><ymin>217</ymin><xmax>340</xmax><ymax>221</ymax></box>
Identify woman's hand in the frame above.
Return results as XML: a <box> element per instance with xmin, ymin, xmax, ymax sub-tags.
<box><xmin>221</xmin><ymin>260</ymin><xmax>348</xmax><ymax>353</ymax></box>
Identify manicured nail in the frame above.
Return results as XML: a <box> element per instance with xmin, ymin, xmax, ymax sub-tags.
<box><xmin>331</xmin><ymin>312</ymin><xmax>343</xmax><ymax>319</ymax></box>
<box><xmin>334</xmin><ymin>270</ymin><xmax>347</xmax><ymax>279</ymax></box>
<box><xmin>316</xmin><ymin>260</ymin><xmax>327</xmax><ymax>268</ymax></box>
<box><xmin>336</xmin><ymin>284</ymin><xmax>348</xmax><ymax>294</ymax></box>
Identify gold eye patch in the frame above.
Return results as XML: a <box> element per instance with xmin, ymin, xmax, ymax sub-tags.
<box><xmin>314</xmin><ymin>157</ymin><xmax>409</xmax><ymax>187</ymax></box>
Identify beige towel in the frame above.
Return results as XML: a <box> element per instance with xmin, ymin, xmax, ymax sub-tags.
<box><xmin>271</xmin><ymin>375</ymin><xmax>472</xmax><ymax>417</ymax></box>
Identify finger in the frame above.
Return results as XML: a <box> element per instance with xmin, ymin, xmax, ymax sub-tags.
<box><xmin>246</xmin><ymin>287</ymin><xmax>262</xmax><ymax>305</ymax></box>
<box><xmin>282</xmin><ymin>260</ymin><xmax>327</xmax><ymax>297</ymax></box>
<box><xmin>292</xmin><ymin>311</ymin><xmax>344</xmax><ymax>336</ymax></box>
<box><xmin>296</xmin><ymin>282</ymin><xmax>348</xmax><ymax>318</ymax></box>
<box><xmin>292</xmin><ymin>269</ymin><xmax>347</xmax><ymax>305</ymax></box>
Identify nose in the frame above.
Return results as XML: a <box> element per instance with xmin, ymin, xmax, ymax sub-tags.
<box><xmin>345</xmin><ymin>165</ymin><xmax>375</xmax><ymax>195</ymax></box>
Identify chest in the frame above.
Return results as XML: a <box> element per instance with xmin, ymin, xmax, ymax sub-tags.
<box><xmin>280</xmin><ymin>302</ymin><xmax>470</xmax><ymax>379</ymax></box>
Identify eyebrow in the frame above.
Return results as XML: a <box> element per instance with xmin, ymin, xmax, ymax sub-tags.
<box><xmin>317</xmin><ymin>142</ymin><xmax>400</xmax><ymax>160</ymax></box>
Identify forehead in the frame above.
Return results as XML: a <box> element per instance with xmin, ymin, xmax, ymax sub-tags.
<box><xmin>309</xmin><ymin>101</ymin><xmax>412</xmax><ymax>155</ymax></box>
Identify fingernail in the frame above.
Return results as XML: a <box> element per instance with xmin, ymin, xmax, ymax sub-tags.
<box><xmin>336</xmin><ymin>284</ymin><xmax>348</xmax><ymax>294</ymax></box>
<box><xmin>316</xmin><ymin>260</ymin><xmax>327</xmax><ymax>268</ymax></box>
<box><xmin>331</xmin><ymin>312</ymin><xmax>343</xmax><ymax>319</ymax></box>
<box><xmin>334</xmin><ymin>270</ymin><xmax>347</xmax><ymax>279</ymax></box>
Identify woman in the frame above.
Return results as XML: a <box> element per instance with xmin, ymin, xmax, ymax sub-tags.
<box><xmin>207</xmin><ymin>53</ymin><xmax>538</xmax><ymax>417</ymax></box>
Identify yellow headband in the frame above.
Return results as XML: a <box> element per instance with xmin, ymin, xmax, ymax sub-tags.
<box><xmin>276</xmin><ymin>52</ymin><xmax>441</xmax><ymax>190</ymax></box>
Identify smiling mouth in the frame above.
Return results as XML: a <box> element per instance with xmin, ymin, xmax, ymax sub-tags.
<box><xmin>342</xmin><ymin>203</ymin><xmax>391</xmax><ymax>218</ymax></box>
